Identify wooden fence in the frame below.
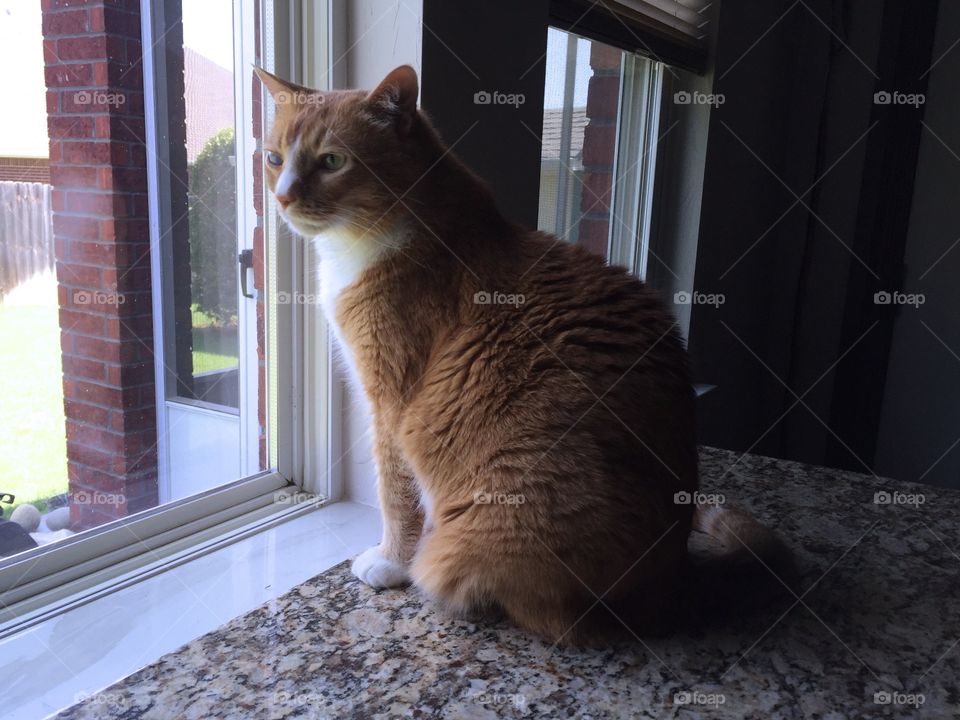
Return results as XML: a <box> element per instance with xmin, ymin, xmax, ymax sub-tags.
<box><xmin>0</xmin><ymin>181</ymin><xmax>53</xmax><ymax>298</ymax></box>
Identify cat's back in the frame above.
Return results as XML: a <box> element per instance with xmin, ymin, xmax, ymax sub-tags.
<box><xmin>515</xmin><ymin>231</ymin><xmax>667</xmax><ymax>313</ymax></box>
<box><xmin>428</xmin><ymin>229</ymin><xmax>693</xmax><ymax>438</ymax></box>
<box><xmin>505</xmin><ymin>231</ymin><xmax>689</xmax><ymax>382</ymax></box>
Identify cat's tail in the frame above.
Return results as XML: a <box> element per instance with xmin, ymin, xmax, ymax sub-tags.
<box><xmin>690</xmin><ymin>504</ymin><xmax>791</xmax><ymax>569</ymax></box>
<box><xmin>684</xmin><ymin>504</ymin><xmax>797</xmax><ymax>619</ymax></box>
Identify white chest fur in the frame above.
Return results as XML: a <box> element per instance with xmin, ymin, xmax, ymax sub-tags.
<box><xmin>312</xmin><ymin>227</ymin><xmax>400</xmax><ymax>397</ymax></box>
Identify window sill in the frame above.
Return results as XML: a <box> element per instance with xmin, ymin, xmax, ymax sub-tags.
<box><xmin>3</xmin><ymin>501</ymin><xmax>380</xmax><ymax>720</ymax></box>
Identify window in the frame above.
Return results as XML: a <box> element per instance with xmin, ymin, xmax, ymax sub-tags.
<box><xmin>538</xmin><ymin>27</ymin><xmax>662</xmax><ymax>277</ymax></box>
<box><xmin>147</xmin><ymin>0</ymin><xmax>267</xmax><ymax>500</ymax></box>
<box><xmin>0</xmin><ymin>0</ymin><xmax>322</xmax><ymax>623</ymax></box>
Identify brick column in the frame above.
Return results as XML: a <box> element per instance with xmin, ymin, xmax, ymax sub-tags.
<box><xmin>578</xmin><ymin>43</ymin><xmax>622</xmax><ymax>258</ymax></box>
<box><xmin>42</xmin><ymin>0</ymin><xmax>158</xmax><ymax>528</ymax></box>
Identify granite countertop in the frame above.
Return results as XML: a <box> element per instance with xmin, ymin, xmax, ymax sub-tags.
<box><xmin>53</xmin><ymin>448</ymin><xmax>960</xmax><ymax>719</ymax></box>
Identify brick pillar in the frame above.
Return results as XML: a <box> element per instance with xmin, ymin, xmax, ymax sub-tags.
<box><xmin>578</xmin><ymin>43</ymin><xmax>621</xmax><ymax>258</ymax></box>
<box><xmin>42</xmin><ymin>0</ymin><xmax>158</xmax><ymax>529</ymax></box>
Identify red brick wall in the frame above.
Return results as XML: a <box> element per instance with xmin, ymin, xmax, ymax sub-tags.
<box><xmin>42</xmin><ymin>0</ymin><xmax>158</xmax><ymax>528</ymax></box>
<box><xmin>578</xmin><ymin>43</ymin><xmax>622</xmax><ymax>258</ymax></box>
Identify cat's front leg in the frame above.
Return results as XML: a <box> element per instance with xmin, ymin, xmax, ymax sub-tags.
<box><xmin>351</xmin><ymin>427</ymin><xmax>424</xmax><ymax>589</ymax></box>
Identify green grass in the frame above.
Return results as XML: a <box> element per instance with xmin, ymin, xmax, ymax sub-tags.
<box><xmin>0</xmin><ymin>300</ymin><xmax>238</xmax><ymax>521</ymax></box>
<box><xmin>192</xmin><ymin>325</ymin><xmax>238</xmax><ymax>374</ymax></box>
<box><xmin>0</xmin><ymin>304</ymin><xmax>68</xmax><ymax>520</ymax></box>
<box><xmin>190</xmin><ymin>306</ymin><xmax>225</xmax><ymax>329</ymax></box>
<box><xmin>190</xmin><ymin>306</ymin><xmax>238</xmax><ymax>374</ymax></box>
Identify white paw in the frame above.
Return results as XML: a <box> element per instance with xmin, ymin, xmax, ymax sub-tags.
<box><xmin>351</xmin><ymin>546</ymin><xmax>410</xmax><ymax>588</ymax></box>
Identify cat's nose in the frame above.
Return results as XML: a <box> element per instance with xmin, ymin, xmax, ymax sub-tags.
<box><xmin>275</xmin><ymin>191</ymin><xmax>296</xmax><ymax>209</ymax></box>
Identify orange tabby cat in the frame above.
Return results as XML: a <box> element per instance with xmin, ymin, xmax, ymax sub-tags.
<box><xmin>255</xmin><ymin>65</ymin><xmax>789</xmax><ymax>643</ymax></box>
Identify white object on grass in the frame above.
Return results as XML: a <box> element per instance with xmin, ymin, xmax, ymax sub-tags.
<box><xmin>10</xmin><ymin>503</ymin><xmax>41</xmax><ymax>532</ymax></box>
<box><xmin>44</xmin><ymin>506</ymin><xmax>71</xmax><ymax>531</ymax></box>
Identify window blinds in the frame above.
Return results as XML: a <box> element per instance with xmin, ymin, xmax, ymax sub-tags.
<box><xmin>549</xmin><ymin>0</ymin><xmax>714</xmax><ymax>73</ymax></box>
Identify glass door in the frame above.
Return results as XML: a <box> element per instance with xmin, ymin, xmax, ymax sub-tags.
<box><xmin>147</xmin><ymin>0</ymin><xmax>265</xmax><ymax>502</ymax></box>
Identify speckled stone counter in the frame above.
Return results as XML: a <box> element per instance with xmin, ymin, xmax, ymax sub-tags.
<box><xmin>53</xmin><ymin>448</ymin><xmax>960</xmax><ymax>719</ymax></box>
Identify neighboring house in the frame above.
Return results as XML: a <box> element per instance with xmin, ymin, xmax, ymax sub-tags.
<box><xmin>0</xmin><ymin>2</ymin><xmax>49</xmax><ymax>183</ymax></box>
<box><xmin>0</xmin><ymin>158</ymin><xmax>49</xmax><ymax>184</ymax></box>
<box><xmin>0</xmin><ymin>34</ymin><xmax>234</xmax><ymax>183</ymax></box>
<box><xmin>538</xmin><ymin>107</ymin><xmax>587</xmax><ymax>240</ymax></box>
<box><xmin>184</xmin><ymin>47</ymin><xmax>235</xmax><ymax>163</ymax></box>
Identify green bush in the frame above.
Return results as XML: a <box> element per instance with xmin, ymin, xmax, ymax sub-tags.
<box><xmin>189</xmin><ymin>128</ymin><xmax>238</xmax><ymax>325</ymax></box>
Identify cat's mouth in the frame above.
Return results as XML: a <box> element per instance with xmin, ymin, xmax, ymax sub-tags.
<box><xmin>278</xmin><ymin>207</ymin><xmax>333</xmax><ymax>237</ymax></box>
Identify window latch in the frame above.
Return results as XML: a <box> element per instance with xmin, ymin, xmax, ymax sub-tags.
<box><xmin>238</xmin><ymin>249</ymin><xmax>255</xmax><ymax>299</ymax></box>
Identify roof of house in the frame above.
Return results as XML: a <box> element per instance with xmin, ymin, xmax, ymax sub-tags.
<box><xmin>184</xmin><ymin>47</ymin><xmax>235</xmax><ymax>163</ymax></box>
<box><xmin>0</xmin><ymin>158</ymin><xmax>49</xmax><ymax>183</ymax></box>
<box><xmin>540</xmin><ymin>107</ymin><xmax>587</xmax><ymax>162</ymax></box>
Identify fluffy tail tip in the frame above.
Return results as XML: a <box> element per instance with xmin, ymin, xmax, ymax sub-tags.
<box><xmin>690</xmin><ymin>504</ymin><xmax>796</xmax><ymax>581</ymax></box>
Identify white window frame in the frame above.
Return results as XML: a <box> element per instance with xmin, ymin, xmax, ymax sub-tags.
<box><xmin>607</xmin><ymin>53</ymin><xmax>663</xmax><ymax>279</ymax></box>
<box><xmin>0</xmin><ymin>0</ymin><xmax>343</xmax><ymax>635</ymax></box>
<box><xmin>273</xmin><ymin>0</ymin><xmax>347</xmax><ymax>501</ymax></box>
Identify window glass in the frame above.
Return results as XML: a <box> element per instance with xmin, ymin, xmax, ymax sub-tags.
<box><xmin>0</xmin><ymin>0</ymin><xmax>271</xmax><ymax>560</ymax></box>
<box><xmin>175</xmin><ymin>1</ymin><xmax>240</xmax><ymax>409</ymax></box>
<box><xmin>539</xmin><ymin>28</ymin><xmax>625</xmax><ymax>258</ymax></box>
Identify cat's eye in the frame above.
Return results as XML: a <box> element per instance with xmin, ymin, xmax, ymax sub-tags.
<box><xmin>266</xmin><ymin>151</ymin><xmax>283</xmax><ymax>167</ymax></box>
<box><xmin>321</xmin><ymin>153</ymin><xmax>347</xmax><ymax>171</ymax></box>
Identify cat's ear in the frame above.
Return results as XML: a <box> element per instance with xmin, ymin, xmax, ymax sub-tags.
<box><xmin>367</xmin><ymin>65</ymin><xmax>419</xmax><ymax>134</ymax></box>
<box><xmin>254</xmin><ymin>67</ymin><xmax>317</xmax><ymax>113</ymax></box>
